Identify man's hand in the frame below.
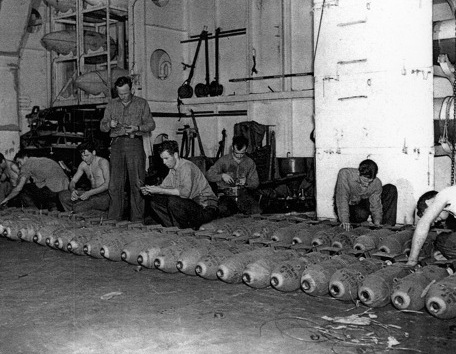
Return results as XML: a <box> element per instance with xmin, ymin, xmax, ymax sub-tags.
<box><xmin>125</xmin><ymin>125</ymin><xmax>137</xmax><ymax>134</ymax></box>
<box><xmin>110</xmin><ymin>120</ymin><xmax>118</xmax><ymax>128</ymax></box>
<box><xmin>406</xmin><ymin>258</ymin><xmax>419</xmax><ymax>267</ymax></box>
<box><xmin>140</xmin><ymin>185</ymin><xmax>159</xmax><ymax>195</ymax></box>
<box><xmin>78</xmin><ymin>191</ymin><xmax>92</xmax><ymax>201</ymax></box>
<box><xmin>222</xmin><ymin>173</ymin><xmax>234</xmax><ymax>185</ymax></box>
<box><xmin>340</xmin><ymin>222</ymin><xmax>351</xmax><ymax>231</ymax></box>
<box><xmin>70</xmin><ymin>190</ymin><xmax>79</xmax><ymax>201</ymax></box>
<box><xmin>0</xmin><ymin>198</ymin><xmax>7</xmax><ymax>207</ymax></box>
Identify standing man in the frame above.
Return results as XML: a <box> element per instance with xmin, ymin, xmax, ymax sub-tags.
<box><xmin>100</xmin><ymin>76</ymin><xmax>156</xmax><ymax>222</ymax></box>
<box><xmin>59</xmin><ymin>141</ymin><xmax>110</xmax><ymax>214</ymax></box>
<box><xmin>334</xmin><ymin>159</ymin><xmax>397</xmax><ymax>231</ymax></box>
<box><xmin>407</xmin><ymin>187</ymin><xmax>456</xmax><ymax>266</ymax></box>
<box><xmin>140</xmin><ymin>140</ymin><xmax>218</xmax><ymax>230</ymax></box>
<box><xmin>206</xmin><ymin>135</ymin><xmax>261</xmax><ymax>216</ymax></box>
<box><xmin>0</xmin><ymin>153</ymin><xmax>19</xmax><ymax>203</ymax></box>
<box><xmin>0</xmin><ymin>150</ymin><xmax>69</xmax><ymax>210</ymax></box>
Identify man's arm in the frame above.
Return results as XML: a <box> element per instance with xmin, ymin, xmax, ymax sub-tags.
<box><xmin>9</xmin><ymin>163</ymin><xmax>20</xmax><ymax>187</ymax></box>
<box><xmin>141</xmin><ymin>185</ymin><xmax>180</xmax><ymax>196</ymax></box>
<box><xmin>100</xmin><ymin>103</ymin><xmax>113</xmax><ymax>133</ymax></box>
<box><xmin>407</xmin><ymin>193</ymin><xmax>449</xmax><ymax>266</ymax></box>
<box><xmin>0</xmin><ymin>175</ymin><xmax>27</xmax><ymax>205</ymax></box>
<box><xmin>138</xmin><ymin>106</ymin><xmax>156</xmax><ymax>133</ymax></box>
<box><xmin>69</xmin><ymin>163</ymin><xmax>85</xmax><ymax>192</ymax></box>
<box><xmin>368</xmin><ymin>181</ymin><xmax>383</xmax><ymax>226</ymax></box>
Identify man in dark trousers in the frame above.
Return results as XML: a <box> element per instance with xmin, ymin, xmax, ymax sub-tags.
<box><xmin>100</xmin><ymin>76</ymin><xmax>156</xmax><ymax>222</ymax></box>
<box><xmin>0</xmin><ymin>150</ymin><xmax>69</xmax><ymax>210</ymax></box>
<box><xmin>140</xmin><ymin>140</ymin><xmax>218</xmax><ymax>230</ymax></box>
<box><xmin>206</xmin><ymin>135</ymin><xmax>261</xmax><ymax>216</ymax></box>
<box><xmin>334</xmin><ymin>159</ymin><xmax>397</xmax><ymax>231</ymax></box>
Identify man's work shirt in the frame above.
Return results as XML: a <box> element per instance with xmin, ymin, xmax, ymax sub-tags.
<box><xmin>100</xmin><ymin>96</ymin><xmax>156</xmax><ymax>137</ymax></box>
<box><xmin>206</xmin><ymin>154</ymin><xmax>259</xmax><ymax>190</ymax></box>
<box><xmin>335</xmin><ymin>168</ymin><xmax>383</xmax><ymax>224</ymax></box>
<box><xmin>20</xmin><ymin>157</ymin><xmax>69</xmax><ymax>192</ymax></box>
<box><xmin>161</xmin><ymin>159</ymin><xmax>218</xmax><ymax>208</ymax></box>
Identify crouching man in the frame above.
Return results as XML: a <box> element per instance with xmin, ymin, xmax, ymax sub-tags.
<box><xmin>140</xmin><ymin>140</ymin><xmax>218</xmax><ymax>230</ymax></box>
<box><xmin>59</xmin><ymin>141</ymin><xmax>110</xmax><ymax>214</ymax></box>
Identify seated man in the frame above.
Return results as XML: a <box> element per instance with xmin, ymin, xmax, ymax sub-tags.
<box><xmin>0</xmin><ymin>150</ymin><xmax>69</xmax><ymax>210</ymax></box>
<box><xmin>140</xmin><ymin>140</ymin><xmax>218</xmax><ymax>230</ymax></box>
<box><xmin>0</xmin><ymin>153</ymin><xmax>19</xmax><ymax>203</ymax></box>
<box><xmin>407</xmin><ymin>187</ymin><xmax>456</xmax><ymax>266</ymax></box>
<box><xmin>334</xmin><ymin>159</ymin><xmax>397</xmax><ymax>231</ymax></box>
<box><xmin>59</xmin><ymin>141</ymin><xmax>110</xmax><ymax>214</ymax></box>
<box><xmin>206</xmin><ymin>135</ymin><xmax>261</xmax><ymax>216</ymax></box>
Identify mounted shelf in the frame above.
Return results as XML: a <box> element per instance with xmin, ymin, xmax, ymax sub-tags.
<box><xmin>46</xmin><ymin>0</ymin><xmax>128</xmax><ymax>106</ymax></box>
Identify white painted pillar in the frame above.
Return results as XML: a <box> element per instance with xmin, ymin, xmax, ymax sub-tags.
<box><xmin>313</xmin><ymin>0</ymin><xmax>434</xmax><ymax>224</ymax></box>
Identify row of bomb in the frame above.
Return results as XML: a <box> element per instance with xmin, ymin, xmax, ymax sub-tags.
<box><xmin>1</xmin><ymin>209</ymin><xmax>455</xmax><ymax>319</ymax></box>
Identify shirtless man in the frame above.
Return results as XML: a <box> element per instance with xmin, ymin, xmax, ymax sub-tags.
<box><xmin>407</xmin><ymin>186</ymin><xmax>456</xmax><ymax>266</ymax></box>
<box><xmin>0</xmin><ymin>153</ymin><xmax>20</xmax><ymax>203</ymax></box>
<box><xmin>59</xmin><ymin>141</ymin><xmax>110</xmax><ymax>213</ymax></box>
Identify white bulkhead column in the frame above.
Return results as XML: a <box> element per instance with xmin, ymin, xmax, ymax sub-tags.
<box><xmin>313</xmin><ymin>0</ymin><xmax>434</xmax><ymax>224</ymax></box>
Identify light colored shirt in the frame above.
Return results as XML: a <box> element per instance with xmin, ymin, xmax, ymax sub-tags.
<box><xmin>206</xmin><ymin>153</ymin><xmax>259</xmax><ymax>190</ymax></box>
<box><xmin>334</xmin><ymin>168</ymin><xmax>383</xmax><ymax>224</ymax></box>
<box><xmin>20</xmin><ymin>157</ymin><xmax>69</xmax><ymax>193</ymax></box>
<box><xmin>161</xmin><ymin>159</ymin><xmax>217</xmax><ymax>208</ymax></box>
<box><xmin>100</xmin><ymin>95</ymin><xmax>156</xmax><ymax>137</ymax></box>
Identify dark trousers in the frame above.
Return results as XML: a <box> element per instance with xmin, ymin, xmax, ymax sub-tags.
<box><xmin>218</xmin><ymin>190</ymin><xmax>262</xmax><ymax>218</ymax></box>
<box><xmin>108</xmin><ymin>137</ymin><xmax>145</xmax><ymax>222</ymax></box>
<box><xmin>21</xmin><ymin>183</ymin><xmax>62</xmax><ymax>211</ymax></box>
<box><xmin>349</xmin><ymin>184</ymin><xmax>398</xmax><ymax>226</ymax></box>
<box><xmin>147</xmin><ymin>195</ymin><xmax>218</xmax><ymax>230</ymax></box>
<box><xmin>59</xmin><ymin>190</ymin><xmax>110</xmax><ymax>213</ymax></box>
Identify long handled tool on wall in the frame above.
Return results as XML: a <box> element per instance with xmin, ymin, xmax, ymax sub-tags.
<box><xmin>178</xmin><ymin>27</ymin><xmax>207</xmax><ymax>99</ymax></box>
<box><xmin>195</xmin><ymin>30</ymin><xmax>210</xmax><ymax>97</ymax></box>
<box><xmin>209</xmin><ymin>27</ymin><xmax>224</xmax><ymax>96</ymax></box>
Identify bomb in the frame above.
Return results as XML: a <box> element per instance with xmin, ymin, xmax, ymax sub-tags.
<box><xmin>242</xmin><ymin>249</ymin><xmax>299</xmax><ymax>289</ymax></box>
<box><xmin>53</xmin><ymin>228</ymin><xmax>79</xmax><ymax>251</ymax></box>
<box><xmin>251</xmin><ymin>220</ymin><xmax>294</xmax><ymax>239</ymax></box>
<box><xmin>329</xmin><ymin>258</ymin><xmax>385</xmax><ymax>301</ymax></box>
<box><xmin>391</xmin><ymin>265</ymin><xmax>450</xmax><ymax>311</ymax></box>
<box><xmin>311</xmin><ymin>227</ymin><xmax>344</xmax><ymax>247</ymax></box>
<box><xmin>121</xmin><ymin>232</ymin><xmax>168</xmax><ymax>264</ymax></box>
<box><xmin>34</xmin><ymin>225</ymin><xmax>67</xmax><ymax>246</ymax></box>
<box><xmin>100</xmin><ymin>231</ymin><xmax>140</xmax><ymax>261</ymax></box>
<box><xmin>199</xmin><ymin>216</ymin><xmax>242</xmax><ymax>232</ymax></box>
<box><xmin>358</xmin><ymin>264</ymin><xmax>413</xmax><ymax>308</ymax></box>
<box><xmin>154</xmin><ymin>237</ymin><xmax>209</xmax><ymax>273</ymax></box>
<box><xmin>353</xmin><ymin>228</ymin><xmax>395</xmax><ymax>251</ymax></box>
<box><xmin>300</xmin><ymin>254</ymin><xmax>360</xmax><ymax>296</ymax></box>
<box><xmin>270</xmin><ymin>222</ymin><xmax>309</xmax><ymax>243</ymax></box>
<box><xmin>425</xmin><ymin>273</ymin><xmax>456</xmax><ymax>319</ymax></box>
<box><xmin>292</xmin><ymin>224</ymin><xmax>335</xmax><ymax>245</ymax></box>
<box><xmin>67</xmin><ymin>228</ymin><xmax>100</xmax><ymax>255</ymax></box>
<box><xmin>83</xmin><ymin>231</ymin><xmax>119</xmax><ymax>258</ymax></box>
<box><xmin>217</xmin><ymin>248</ymin><xmax>277</xmax><ymax>284</ymax></box>
<box><xmin>176</xmin><ymin>241</ymin><xmax>224</xmax><ymax>275</ymax></box>
<box><xmin>378</xmin><ymin>229</ymin><xmax>414</xmax><ymax>255</ymax></box>
<box><xmin>136</xmin><ymin>236</ymin><xmax>183</xmax><ymax>268</ymax></box>
<box><xmin>270</xmin><ymin>252</ymin><xmax>331</xmax><ymax>292</ymax></box>
<box><xmin>194</xmin><ymin>243</ymin><xmax>255</xmax><ymax>280</ymax></box>
<box><xmin>331</xmin><ymin>227</ymin><xmax>371</xmax><ymax>249</ymax></box>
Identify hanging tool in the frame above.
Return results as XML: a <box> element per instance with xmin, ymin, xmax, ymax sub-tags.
<box><xmin>178</xmin><ymin>27</ymin><xmax>207</xmax><ymax>99</ymax></box>
<box><xmin>216</xmin><ymin>129</ymin><xmax>227</xmax><ymax>159</ymax></box>
<box><xmin>251</xmin><ymin>48</ymin><xmax>258</xmax><ymax>75</ymax></box>
<box><xmin>190</xmin><ymin>109</ymin><xmax>206</xmax><ymax>157</ymax></box>
<box><xmin>195</xmin><ymin>30</ymin><xmax>210</xmax><ymax>97</ymax></box>
<box><xmin>209</xmin><ymin>27</ymin><xmax>224</xmax><ymax>97</ymax></box>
